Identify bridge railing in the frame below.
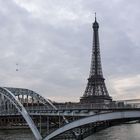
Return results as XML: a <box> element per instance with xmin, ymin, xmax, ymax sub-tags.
<box><xmin>1</xmin><ymin>99</ymin><xmax>140</xmax><ymax>115</ymax></box>
<box><xmin>54</xmin><ymin>100</ymin><xmax>140</xmax><ymax>110</ymax></box>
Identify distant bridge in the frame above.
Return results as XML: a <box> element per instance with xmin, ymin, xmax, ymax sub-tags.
<box><xmin>0</xmin><ymin>87</ymin><xmax>140</xmax><ymax>140</ymax></box>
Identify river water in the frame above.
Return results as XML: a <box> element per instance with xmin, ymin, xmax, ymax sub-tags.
<box><xmin>0</xmin><ymin>123</ymin><xmax>140</xmax><ymax>140</ymax></box>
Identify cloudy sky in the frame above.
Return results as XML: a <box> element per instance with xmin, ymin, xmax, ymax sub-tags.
<box><xmin>0</xmin><ymin>0</ymin><xmax>140</xmax><ymax>102</ymax></box>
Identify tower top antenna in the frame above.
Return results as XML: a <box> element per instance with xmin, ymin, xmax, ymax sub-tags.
<box><xmin>95</xmin><ymin>12</ymin><xmax>96</xmax><ymax>21</ymax></box>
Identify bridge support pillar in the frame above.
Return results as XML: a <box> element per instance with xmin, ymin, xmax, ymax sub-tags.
<box><xmin>47</xmin><ymin>116</ymin><xmax>49</xmax><ymax>134</ymax></box>
<box><xmin>76</xmin><ymin>135</ymin><xmax>83</xmax><ymax>140</ymax></box>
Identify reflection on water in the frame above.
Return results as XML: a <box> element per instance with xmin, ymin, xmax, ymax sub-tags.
<box><xmin>0</xmin><ymin>123</ymin><xmax>140</xmax><ymax>140</ymax></box>
<box><xmin>0</xmin><ymin>129</ymin><xmax>35</xmax><ymax>140</ymax></box>
<box><xmin>85</xmin><ymin>123</ymin><xmax>140</xmax><ymax>140</ymax></box>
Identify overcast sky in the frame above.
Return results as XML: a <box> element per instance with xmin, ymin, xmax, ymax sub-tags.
<box><xmin>0</xmin><ymin>0</ymin><xmax>140</xmax><ymax>102</ymax></box>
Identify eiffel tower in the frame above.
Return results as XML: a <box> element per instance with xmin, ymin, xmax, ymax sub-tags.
<box><xmin>80</xmin><ymin>14</ymin><xmax>112</xmax><ymax>104</ymax></box>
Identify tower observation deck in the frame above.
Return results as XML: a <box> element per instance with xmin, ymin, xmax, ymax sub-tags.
<box><xmin>80</xmin><ymin>15</ymin><xmax>112</xmax><ymax>104</ymax></box>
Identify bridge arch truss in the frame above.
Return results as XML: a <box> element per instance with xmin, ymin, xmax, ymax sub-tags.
<box><xmin>0</xmin><ymin>87</ymin><xmax>56</xmax><ymax>140</ymax></box>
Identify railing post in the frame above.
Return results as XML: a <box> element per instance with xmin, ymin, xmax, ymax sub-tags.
<box><xmin>39</xmin><ymin>113</ymin><xmax>42</xmax><ymax>134</ymax></box>
<box><xmin>59</xmin><ymin>112</ymin><xmax>61</xmax><ymax>127</ymax></box>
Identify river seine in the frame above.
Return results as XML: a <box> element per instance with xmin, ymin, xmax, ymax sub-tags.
<box><xmin>0</xmin><ymin>123</ymin><xmax>140</xmax><ymax>140</ymax></box>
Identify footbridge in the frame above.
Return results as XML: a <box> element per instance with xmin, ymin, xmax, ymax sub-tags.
<box><xmin>45</xmin><ymin>111</ymin><xmax>140</xmax><ymax>140</ymax></box>
<box><xmin>0</xmin><ymin>87</ymin><xmax>140</xmax><ymax>140</ymax></box>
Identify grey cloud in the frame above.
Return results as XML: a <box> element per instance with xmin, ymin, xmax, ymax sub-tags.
<box><xmin>0</xmin><ymin>0</ymin><xmax>140</xmax><ymax>101</ymax></box>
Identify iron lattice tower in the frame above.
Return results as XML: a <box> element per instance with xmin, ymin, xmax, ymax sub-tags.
<box><xmin>80</xmin><ymin>15</ymin><xmax>112</xmax><ymax>104</ymax></box>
